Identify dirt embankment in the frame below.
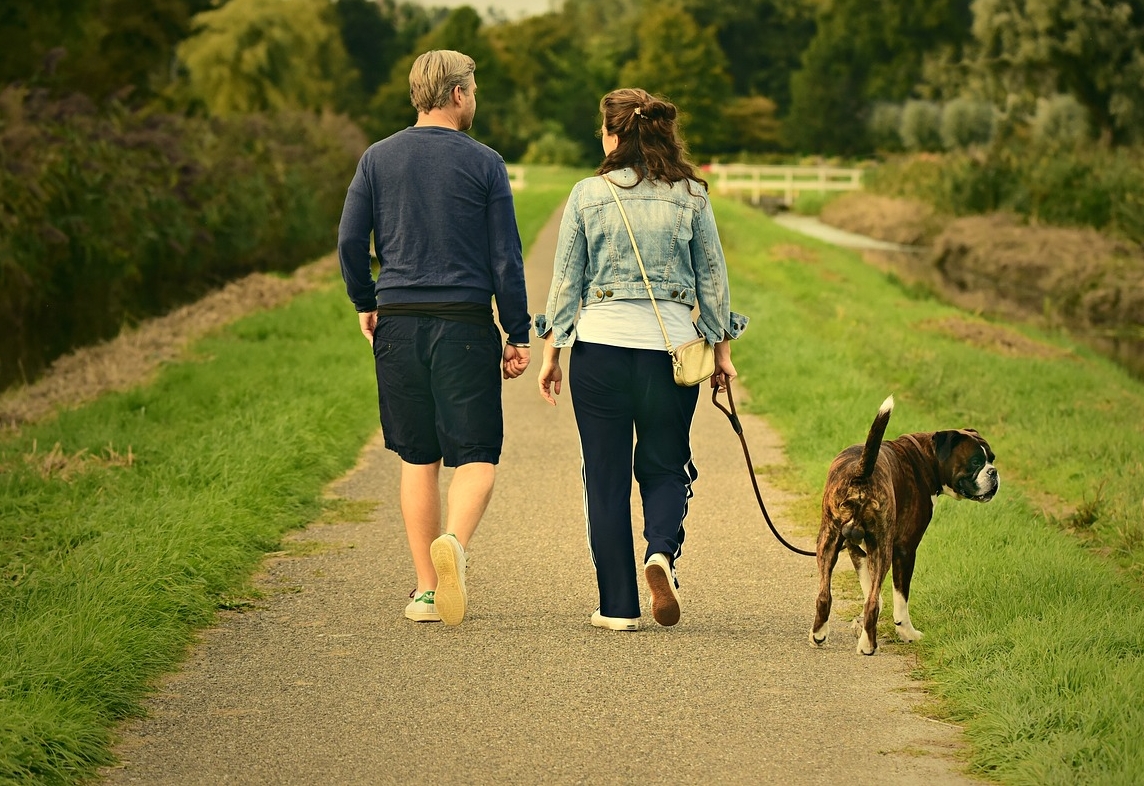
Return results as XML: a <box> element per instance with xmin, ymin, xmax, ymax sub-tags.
<box><xmin>820</xmin><ymin>193</ymin><xmax>1144</xmax><ymax>335</ymax></box>
<box><xmin>0</xmin><ymin>255</ymin><xmax>339</xmax><ymax>430</ymax></box>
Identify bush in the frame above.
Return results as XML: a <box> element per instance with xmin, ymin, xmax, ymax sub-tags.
<box><xmin>0</xmin><ymin>86</ymin><xmax>365</xmax><ymax>391</ymax></box>
<box><xmin>941</xmin><ymin>97</ymin><xmax>994</xmax><ymax>150</ymax></box>
<box><xmin>900</xmin><ymin>100</ymin><xmax>943</xmax><ymax>152</ymax></box>
<box><xmin>1032</xmin><ymin>94</ymin><xmax>1090</xmax><ymax>147</ymax></box>
<box><xmin>865</xmin><ymin>144</ymin><xmax>1144</xmax><ymax>244</ymax></box>
<box><xmin>867</xmin><ymin>102</ymin><xmax>903</xmax><ymax>152</ymax></box>
<box><xmin>522</xmin><ymin>128</ymin><xmax>584</xmax><ymax>167</ymax></box>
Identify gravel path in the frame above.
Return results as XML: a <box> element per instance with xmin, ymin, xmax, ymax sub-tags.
<box><xmin>101</xmin><ymin>208</ymin><xmax>977</xmax><ymax>785</ymax></box>
<box><xmin>772</xmin><ymin>212</ymin><xmax>925</xmax><ymax>253</ymax></box>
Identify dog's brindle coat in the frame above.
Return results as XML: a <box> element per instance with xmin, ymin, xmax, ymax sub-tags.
<box><xmin>809</xmin><ymin>396</ymin><xmax>998</xmax><ymax>655</ymax></box>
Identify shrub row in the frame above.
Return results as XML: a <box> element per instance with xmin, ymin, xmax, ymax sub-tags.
<box><xmin>865</xmin><ymin>143</ymin><xmax>1144</xmax><ymax>245</ymax></box>
<box><xmin>0</xmin><ymin>86</ymin><xmax>366</xmax><ymax>391</ymax></box>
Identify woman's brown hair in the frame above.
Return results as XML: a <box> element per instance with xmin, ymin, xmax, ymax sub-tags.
<box><xmin>596</xmin><ymin>88</ymin><xmax>708</xmax><ymax>193</ymax></box>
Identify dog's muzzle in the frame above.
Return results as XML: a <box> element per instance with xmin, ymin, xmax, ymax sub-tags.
<box><xmin>966</xmin><ymin>465</ymin><xmax>999</xmax><ymax>502</ymax></box>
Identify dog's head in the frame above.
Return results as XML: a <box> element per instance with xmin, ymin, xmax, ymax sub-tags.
<box><xmin>933</xmin><ymin>428</ymin><xmax>999</xmax><ymax>502</ymax></box>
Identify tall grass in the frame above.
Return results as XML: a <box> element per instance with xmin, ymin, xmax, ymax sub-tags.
<box><xmin>0</xmin><ymin>166</ymin><xmax>579</xmax><ymax>784</ymax></box>
<box><xmin>715</xmin><ymin>196</ymin><xmax>1144</xmax><ymax>782</ymax></box>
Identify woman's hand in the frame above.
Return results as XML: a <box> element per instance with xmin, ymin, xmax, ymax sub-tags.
<box><xmin>711</xmin><ymin>338</ymin><xmax>736</xmax><ymax>390</ymax></box>
<box><xmin>537</xmin><ymin>338</ymin><xmax>563</xmax><ymax>406</ymax></box>
<box><xmin>538</xmin><ymin>360</ymin><xmax>562</xmax><ymax>405</ymax></box>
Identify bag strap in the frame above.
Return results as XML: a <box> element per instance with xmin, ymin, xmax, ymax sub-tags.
<box><xmin>602</xmin><ymin>175</ymin><xmax>676</xmax><ymax>354</ymax></box>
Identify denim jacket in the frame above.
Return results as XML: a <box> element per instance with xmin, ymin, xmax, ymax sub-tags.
<box><xmin>534</xmin><ymin>168</ymin><xmax>749</xmax><ymax>347</ymax></box>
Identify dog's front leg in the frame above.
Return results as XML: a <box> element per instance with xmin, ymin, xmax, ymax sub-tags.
<box><xmin>809</xmin><ymin>522</ymin><xmax>843</xmax><ymax>647</ymax></box>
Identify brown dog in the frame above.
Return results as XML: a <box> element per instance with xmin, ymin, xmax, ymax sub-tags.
<box><xmin>809</xmin><ymin>396</ymin><xmax>998</xmax><ymax>655</ymax></box>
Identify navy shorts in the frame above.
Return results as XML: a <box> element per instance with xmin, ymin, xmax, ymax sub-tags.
<box><xmin>372</xmin><ymin>315</ymin><xmax>503</xmax><ymax>467</ymax></box>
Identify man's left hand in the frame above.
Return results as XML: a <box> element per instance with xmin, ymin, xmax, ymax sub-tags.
<box><xmin>502</xmin><ymin>345</ymin><xmax>530</xmax><ymax>379</ymax></box>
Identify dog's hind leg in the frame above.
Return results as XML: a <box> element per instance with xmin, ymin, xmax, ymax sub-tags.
<box><xmin>809</xmin><ymin>521</ymin><xmax>843</xmax><ymax>647</ymax></box>
<box><xmin>854</xmin><ymin>539</ymin><xmax>889</xmax><ymax>655</ymax></box>
<box><xmin>846</xmin><ymin>543</ymin><xmax>872</xmax><ymax>636</ymax></box>
<box><xmin>892</xmin><ymin>546</ymin><xmax>924</xmax><ymax>642</ymax></box>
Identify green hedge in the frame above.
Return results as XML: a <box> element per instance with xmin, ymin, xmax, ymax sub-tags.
<box><xmin>866</xmin><ymin>143</ymin><xmax>1144</xmax><ymax>244</ymax></box>
<box><xmin>0</xmin><ymin>86</ymin><xmax>365</xmax><ymax>391</ymax></box>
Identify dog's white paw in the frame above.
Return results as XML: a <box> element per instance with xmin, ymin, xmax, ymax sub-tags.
<box><xmin>895</xmin><ymin>621</ymin><xmax>924</xmax><ymax>642</ymax></box>
<box><xmin>809</xmin><ymin>628</ymin><xmax>829</xmax><ymax>648</ymax></box>
<box><xmin>856</xmin><ymin>629</ymin><xmax>877</xmax><ymax>655</ymax></box>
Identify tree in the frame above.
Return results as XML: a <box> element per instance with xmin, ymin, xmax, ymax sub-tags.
<box><xmin>0</xmin><ymin>0</ymin><xmax>98</xmax><ymax>85</ymax></box>
<box><xmin>177</xmin><ymin>0</ymin><xmax>353</xmax><ymax>115</ymax></box>
<box><xmin>968</xmin><ymin>0</ymin><xmax>1144</xmax><ymax>145</ymax></box>
<box><xmin>334</xmin><ymin>0</ymin><xmax>400</xmax><ymax>102</ymax></box>
<box><xmin>618</xmin><ymin>4</ymin><xmax>732</xmax><ymax>155</ymax></box>
<box><xmin>723</xmin><ymin>95</ymin><xmax>782</xmax><ymax>152</ymax></box>
<box><xmin>0</xmin><ymin>0</ymin><xmax>213</xmax><ymax>101</ymax></box>
<box><xmin>367</xmin><ymin>7</ymin><xmax>521</xmax><ymax>157</ymax></box>
<box><xmin>562</xmin><ymin>0</ymin><xmax>642</xmax><ymax>94</ymax></box>
<box><xmin>683</xmin><ymin>0</ymin><xmax>817</xmax><ymax>115</ymax></box>
<box><xmin>785</xmin><ymin>0</ymin><xmax>974</xmax><ymax>154</ymax></box>
<box><xmin>488</xmin><ymin>12</ymin><xmax>602</xmax><ymax>161</ymax></box>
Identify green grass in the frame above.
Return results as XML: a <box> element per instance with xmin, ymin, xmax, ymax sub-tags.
<box><xmin>0</xmin><ymin>166</ymin><xmax>579</xmax><ymax>784</ymax></box>
<box><xmin>788</xmin><ymin>189</ymin><xmax>844</xmax><ymax>216</ymax></box>
<box><xmin>512</xmin><ymin>165</ymin><xmax>594</xmax><ymax>244</ymax></box>
<box><xmin>714</xmin><ymin>195</ymin><xmax>1144</xmax><ymax>783</ymax></box>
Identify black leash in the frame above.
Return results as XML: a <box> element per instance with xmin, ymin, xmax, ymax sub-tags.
<box><xmin>710</xmin><ymin>381</ymin><xmax>817</xmax><ymax>557</ymax></box>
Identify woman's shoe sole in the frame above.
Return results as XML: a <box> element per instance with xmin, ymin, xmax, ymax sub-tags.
<box><xmin>645</xmin><ymin>559</ymin><xmax>681</xmax><ymax>626</ymax></box>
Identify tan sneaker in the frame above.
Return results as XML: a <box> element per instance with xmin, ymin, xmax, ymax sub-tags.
<box><xmin>644</xmin><ymin>553</ymin><xmax>681</xmax><ymax>626</ymax></box>
<box><xmin>591</xmin><ymin>609</ymin><xmax>639</xmax><ymax>631</ymax></box>
<box><xmin>430</xmin><ymin>534</ymin><xmax>467</xmax><ymax>625</ymax></box>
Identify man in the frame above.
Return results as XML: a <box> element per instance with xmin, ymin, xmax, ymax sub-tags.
<box><xmin>337</xmin><ymin>50</ymin><xmax>530</xmax><ymax>626</ymax></box>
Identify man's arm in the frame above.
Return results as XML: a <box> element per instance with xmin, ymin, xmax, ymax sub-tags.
<box><xmin>485</xmin><ymin>163</ymin><xmax>530</xmax><ymax>346</ymax></box>
<box><xmin>337</xmin><ymin>159</ymin><xmax>377</xmax><ymax>314</ymax></box>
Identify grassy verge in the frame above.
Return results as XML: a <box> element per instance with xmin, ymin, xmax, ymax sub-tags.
<box><xmin>512</xmin><ymin>164</ymin><xmax>594</xmax><ymax>244</ymax></box>
<box><xmin>715</xmin><ymin>195</ymin><xmax>1144</xmax><ymax>783</ymax></box>
<box><xmin>0</xmin><ymin>166</ymin><xmax>580</xmax><ymax>784</ymax></box>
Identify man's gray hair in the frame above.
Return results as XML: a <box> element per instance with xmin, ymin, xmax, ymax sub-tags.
<box><xmin>409</xmin><ymin>50</ymin><xmax>476</xmax><ymax>113</ymax></box>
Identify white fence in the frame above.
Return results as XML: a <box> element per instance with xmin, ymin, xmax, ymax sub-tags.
<box><xmin>706</xmin><ymin>164</ymin><xmax>862</xmax><ymax>205</ymax></box>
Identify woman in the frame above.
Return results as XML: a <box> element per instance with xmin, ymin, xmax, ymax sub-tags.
<box><xmin>534</xmin><ymin>88</ymin><xmax>749</xmax><ymax>631</ymax></box>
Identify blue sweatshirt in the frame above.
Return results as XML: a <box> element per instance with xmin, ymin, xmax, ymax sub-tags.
<box><xmin>337</xmin><ymin>126</ymin><xmax>530</xmax><ymax>345</ymax></box>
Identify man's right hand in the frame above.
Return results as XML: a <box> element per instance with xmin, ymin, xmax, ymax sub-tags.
<box><xmin>358</xmin><ymin>310</ymin><xmax>378</xmax><ymax>343</ymax></box>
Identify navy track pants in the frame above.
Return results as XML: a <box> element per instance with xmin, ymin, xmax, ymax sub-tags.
<box><xmin>569</xmin><ymin>341</ymin><xmax>700</xmax><ymax>619</ymax></box>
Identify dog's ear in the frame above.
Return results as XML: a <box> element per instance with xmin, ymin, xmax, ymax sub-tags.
<box><xmin>934</xmin><ymin>430</ymin><xmax>962</xmax><ymax>462</ymax></box>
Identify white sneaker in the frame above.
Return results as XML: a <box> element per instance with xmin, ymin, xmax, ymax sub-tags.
<box><xmin>644</xmin><ymin>553</ymin><xmax>681</xmax><ymax>627</ymax></box>
<box><xmin>591</xmin><ymin>609</ymin><xmax>639</xmax><ymax>631</ymax></box>
<box><xmin>430</xmin><ymin>534</ymin><xmax>467</xmax><ymax>626</ymax></box>
<box><xmin>404</xmin><ymin>590</ymin><xmax>440</xmax><ymax>622</ymax></box>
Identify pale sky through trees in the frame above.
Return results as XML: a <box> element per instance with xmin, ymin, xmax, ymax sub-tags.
<box><xmin>413</xmin><ymin>0</ymin><xmax>557</xmax><ymax>20</ymax></box>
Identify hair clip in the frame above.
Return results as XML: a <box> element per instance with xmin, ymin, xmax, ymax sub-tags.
<box><xmin>634</xmin><ymin>107</ymin><xmax>642</xmax><ymax>116</ymax></box>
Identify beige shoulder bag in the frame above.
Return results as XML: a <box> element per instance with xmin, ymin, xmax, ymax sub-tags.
<box><xmin>602</xmin><ymin>175</ymin><xmax>715</xmax><ymax>387</ymax></box>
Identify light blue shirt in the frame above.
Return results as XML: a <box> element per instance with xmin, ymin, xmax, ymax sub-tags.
<box><xmin>576</xmin><ymin>299</ymin><xmax>699</xmax><ymax>351</ymax></box>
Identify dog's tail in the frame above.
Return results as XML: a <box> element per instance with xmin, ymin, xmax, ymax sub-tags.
<box><xmin>859</xmin><ymin>395</ymin><xmax>894</xmax><ymax>481</ymax></box>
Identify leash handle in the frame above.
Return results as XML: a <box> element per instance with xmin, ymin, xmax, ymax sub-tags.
<box><xmin>711</xmin><ymin>381</ymin><xmax>816</xmax><ymax>558</ymax></box>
